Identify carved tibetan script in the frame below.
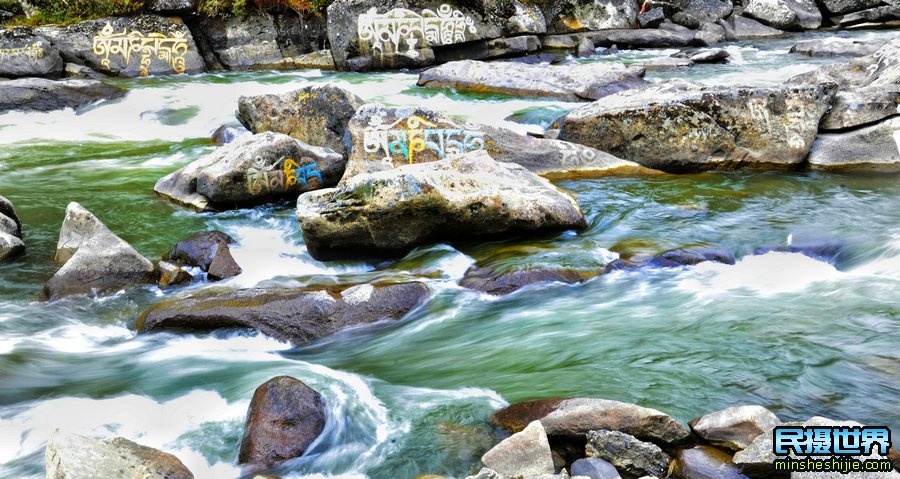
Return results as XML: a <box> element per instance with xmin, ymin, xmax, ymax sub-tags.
<box><xmin>363</xmin><ymin>114</ymin><xmax>486</xmax><ymax>165</ymax></box>
<box><xmin>92</xmin><ymin>22</ymin><xmax>189</xmax><ymax>76</ymax></box>
<box><xmin>357</xmin><ymin>4</ymin><xmax>477</xmax><ymax>59</ymax></box>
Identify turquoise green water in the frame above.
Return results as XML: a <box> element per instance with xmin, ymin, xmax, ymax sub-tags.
<box><xmin>0</xmin><ymin>31</ymin><xmax>899</xmax><ymax>479</ymax></box>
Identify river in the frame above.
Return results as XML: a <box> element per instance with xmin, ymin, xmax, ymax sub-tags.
<box><xmin>1</xmin><ymin>30</ymin><xmax>899</xmax><ymax>479</ymax></box>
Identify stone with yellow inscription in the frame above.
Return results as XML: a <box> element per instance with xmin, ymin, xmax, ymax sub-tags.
<box><xmin>0</xmin><ymin>26</ymin><xmax>63</xmax><ymax>78</ymax></box>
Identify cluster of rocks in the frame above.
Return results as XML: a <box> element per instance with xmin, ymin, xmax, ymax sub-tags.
<box><xmin>0</xmin><ymin>195</ymin><xmax>24</xmax><ymax>261</ymax></box>
<box><xmin>46</xmin><ymin>374</ymin><xmax>331</xmax><ymax>478</ymax></box>
<box><xmin>422</xmin><ymin>398</ymin><xmax>900</xmax><ymax>479</ymax></box>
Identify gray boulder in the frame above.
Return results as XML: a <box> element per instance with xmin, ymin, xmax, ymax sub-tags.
<box><xmin>670</xmin><ymin>0</ymin><xmax>734</xmax><ymax>24</ymax></box>
<box><xmin>586</xmin><ymin>429</ymin><xmax>672</xmax><ymax>478</ymax></box>
<box><xmin>647</xmin><ymin>247</ymin><xmax>735</xmax><ymax>268</ymax></box>
<box><xmin>837</xmin><ymin>4</ymin><xmax>900</xmax><ymax>26</ymax></box>
<box><xmin>820</xmin><ymin>85</ymin><xmax>900</xmax><ymax>131</ymax></box>
<box><xmin>605</xmin><ymin>28</ymin><xmax>695</xmax><ymax>48</ymax></box>
<box><xmin>211</xmin><ymin>124</ymin><xmax>251</xmax><ymax>145</ymax></box>
<box><xmin>63</xmin><ymin>62</ymin><xmax>106</xmax><ymax>79</ymax></box>
<box><xmin>417</xmin><ymin>60</ymin><xmax>647</xmax><ymax>101</ymax></box>
<box><xmin>540</xmin><ymin>0</ymin><xmax>640</xmax><ymax>34</ymax></box>
<box><xmin>491</xmin><ymin>397</ymin><xmax>691</xmax><ymax>446</ymax></box>
<box><xmin>818</xmin><ymin>0</ymin><xmax>881</xmax><ymax>14</ymax></box>
<box><xmin>694</xmin><ymin>22</ymin><xmax>727</xmax><ymax>46</ymax></box>
<box><xmin>144</xmin><ymin>0</ymin><xmax>197</xmax><ymax>14</ymax></box>
<box><xmin>743</xmin><ymin>0</ymin><xmax>822</xmax><ymax>30</ymax></box>
<box><xmin>0</xmin><ymin>78</ymin><xmax>125</xmax><ymax>113</ymax></box>
<box><xmin>46</xmin><ymin>430</ymin><xmax>193</xmax><ymax>479</ymax></box>
<box><xmin>326</xmin><ymin>0</ymin><xmax>544</xmax><ymax>71</ymax></box>
<box><xmin>689</xmin><ymin>405</ymin><xmax>781</xmax><ymax>452</ymax></box>
<box><xmin>673</xmin><ymin>445</ymin><xmax>749</xmax><ymax>479</ymax></box>
<box><xmin>790</xmin><ymin>36</ymin><xmax>885</xmax><ymax>57</ymax></box>
<box><xmin>189</xmin><ymin>11</ymin><xmax>328</xmax><ymax>71</ymax></box>
<box><xmin>341</xmin><ymin>104</ymin><xmax>648</xmax><ymax>182</ymax></box>
<box><xmin>0</xmin><ymin>27</ymin><xmax>63</xmax><ymax>78</ymax></box>
<box><xmin>789</xmin><ymin>38</ymin><xmax>900</xmax><ymax>90</ymax></box>
<box><xmin>297</xmin><ymin>151</ymin><xmax>587</xmax><ymax>260</ymax></box>
<box><xmin>236</xmin><ymin>83</ymin><xmax>364</xmax><ymax>157</ymax></box>
<box><xmin>571</xmin><ymin>457</ymin><xmax>622</xmax><ymax>479</ymax></box>
<box><xmin>137</xmin><ymin>282</ymin><xmax>429</xmax><ymax>344</ymax></box>
<box><xmin>433</xmin><ymin>35</ymin><xmax>542</xmax><ymax>63</ymax></box>
<box><xmin>0</xmin><ymin>195</ymin><xmax>24</xmax><ymax>261</ymax></box>
<box><xmin>36</xmin><ymin>15</ymin><xmax>204</xmax><ymax>77</ymax></box>
<box><xmin>808</xmin><ymin>117</ymin><xmax>900</xmax><ymax>172</ymax></box>
<box><xmin>556</xmin><ymin>82</ymin><xmax>836</xmax><ymax>172</ymax></box>
<box><xmin>238</xmin><ymin>376</ymin><xmax>326</xmax><ymax>466</ymax></box>
<box><xmin>163</xmin><ymin>230</ymin><xmax>241</xmax><ymax>281</ymax></box>
<box><xmin>577</xmin><ymin>37</ymin><xmax>595</xmax><ymax>57</ymax></box>
<box><xmin>45</xmin><ymin>202</ymin><xmax>156</xmax><ymax>301</ymax></box>
<box><xmin>481</xmin><ymin>420</ymin><xmax>555</xmax><ymax>477</ymax></box>
<box><xmin>689</xmin><ymin>49</ymin><xmax>730</xmax><ymax>63</ymax></box>
<box><xmin>731</xmin><ymin>16</ymin><xmax>787</xmax><ymax>38</ymax></box>
<box><xmin>639</xmin><ymin>7</ymin><xmax>667</xmax><ymax>28</ymax></box>
<box><xmin>638</xmin><ymin>56</ymin><xmax>693</xmax><ymax>71</ymax></box>
<box><xmin>154</xmin><ymin>132</ymin><xmax>344</xmax><ymax>211</ymax></box>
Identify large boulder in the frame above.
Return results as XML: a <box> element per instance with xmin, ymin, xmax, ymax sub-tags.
<box><xmin>604</xmin><ymin>28</ymin><xmax>695</xmax><ymax>48</ymax></box>
<box><xmin>44</xmin><ymin>203</ymin><xmax>157</xmax><ymax>301</ymax></box>
<box><xmin>555</xmin><ymin>82</ymin><xmax>836</xmax><ymax>172</ymax></box>
<box><xmin>238</xmin><ymin>376</ymin><xmax>326</xmax><ymax>466</ymax></box>
<box><xmin>236</xmin><ymin>84</ymin><xmax>364</xmax><ymax>157</ymax></box>
<box><xmin>481</xmin><ymin>420</ymin><xmax>555</xmax><ymax>477</ymax></box>
<box><xmin>0</xmin><ymin>195</ymin><xmax>24</xmax><ymax>262</ymax></box>
<box><xmin>672</xmin><ymin>445</ymin><xmax>749</xmax><ymax>479</ymax></box>
<box><xmin>326</xmin><ymin>0</ymin><xmax>546</xmax><ymax>71</ymax></box>
<box><xmin>417</xmin><ymin>60</ymin><xmax>647</xmax><ymax>101</ymax></box>
<box><xmin>819</xmin><ymin>85</ymin><xmax>900</xmax><ymax>131</ymax></box>
<box><xmin>668</xmin><ymin>0</ymin><xmax>733</xmax><ymax>24</ymax></box>
<box><xmin>341</xmin><ymin>104</ymin><xmax>649</xmax><ymax>181</ymax></box>
<box><xmin>733</xmin><ymin>417</ymin><xmax>900</xmax><ymax>479</ymax></box>
<box><xmin>296</xmin><ymin>151</ymin><xmax>587</xmax><ymax>260</ymax></box>
<box><xmin>491</xmin><ymin>397</ymin><xmax>691</xmax><ymax>446</ymax></box>
<box><xmin>688</xmin><ymin>405</ymin><xmax>781</xmax><ymax>452</ymax></box>
<box><xmin>730</xmin><ymin>16</ymin><xmax>786</xmax><ymax>38</ymax></box>
<box><xmin>790</xmin><ymin>36</ymin><xmax>885</xmax><ymax>57</ymax></box>
<box><xmin>742</xmin><ymin>0</ymin><xmax>822</xmax><ymax>30</ymax></box>
<box><xmin>586</xmin><ymin>429</ymin><xmax>672</xmax><ymax>478</ymax></box>
<box><xmin>137</xmin><ymin>282</ymin><xmax>429</xmax><ymax>343</ymax></box>
<box><xmin>188</xmin><ymin>11</ymin><xmax>328</xmax><ymax>71</ymax></box>
<box><xmin>538</xmin><ymin>0</ymin><xmax>640</xmax><ymax>34</ymax></box>
<box><xmin>0</xmin><ymin>78</ymin><xmax>125</xmax><ymax>113</ymax></box>
<box><xmin>807</xmin><ymin>117</ymin><xmax>900</xmax><ymax>172</ymax></box>
<box><xmin>0</xmin><ymin>27</ymin><xmax>64</xmax><ymax>78</ymax></box>
<box><xmin>36</xmin><ymin>15</ymin><xmax>204</xmax><ymax>77</ymax></box>
<box><xmin>45</xmin><ymin>430</ymin><xmax>193</xmax><ymax>479</ymax></box>
<box><xmin>788</xmin><ymin>38</ymin><xmax>900</xmax><ymax>90</ymax></box>
<box><xmin>154</xmin><ymin>132</ymin><xmax>344</xmax><ymax>211</ymax></box>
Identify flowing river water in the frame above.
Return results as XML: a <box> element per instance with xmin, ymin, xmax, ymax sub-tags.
<box><xmin>1</xmin><ymin>30</ymin><xmax>899</xmax><ymax>479</ymax></box>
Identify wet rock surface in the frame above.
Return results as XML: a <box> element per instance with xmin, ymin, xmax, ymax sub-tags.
<box><xmin>0</xmin><ymin>195</ymin><xmax>24</xmax><ymax>262</ymax></box>
<box><xmin>0</xmin><ymin>77</ymin><xmax>125</xmax><ymax>113</ymax></box>
<box><xmin>585</xmin><ymin>429</ymin><xmax>672</xmax><ymax>478</ymax></box>
<box><xmin>689</xmin><ymin>405</ymin><xmax>781</xmax><ymax>452</ymax></box>
<box><xmin>459</xmin><ymin>266</ymin><xmax>599</xmax><ymax>296</ymax></box>
<box><xmin>46</xmin><ymin>430</ymin><xmax>193</xmax><ymax>479</ymax></box>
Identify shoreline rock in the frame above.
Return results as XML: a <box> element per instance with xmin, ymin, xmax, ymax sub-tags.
<box><xmin>0</xmin><ymin>195</ymin><xmax>24</xmax><ymax>262</ymax></box>
<box><xmin>46</xmin><ymin>430</ymin><xmax>193</xmax><ymax>479</ymax></box>
<box><xmin>0</xmin><ymin>77</ymin><xmax>125</xmax><ymax>113</ymax></box>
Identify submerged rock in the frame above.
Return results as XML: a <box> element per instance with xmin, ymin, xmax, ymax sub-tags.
<box><xmin>45</xmin><ymin>203</ymin><xmax>156</xmax><ymax>301</ymax></box>
<box><xmin>556</xmin><ymin>82</ymin><xmax>835</xmax><ymax>172</ymax></box>
<box><xmin>162</xmin><ymin>230</ymin><xmax>242</xmax><ymax>282</ymax></box>
<box><xmin>689</xmin><ymin>405</ymin><xmax>781</xmax><ymax>452</ymax></box>
<box><xmin>45</xmin><ymin>430</ymin><xmax>193</xmax><ymax>479</ymax></box>
<box><xmin>238</xmin><ymin>376</ymin><xmax>326</xmax><ymax>466</ymax></box>
<box><xmin>0</xmin><ymin>195</ymin><xmax>24</xmax><ymax>262</ymax></box>
<box><xmin>417</xmin><ymin>60</ymin><xmax>646</xmax><ymax>102</ymax></box>
<box><xmin>0</xmin><ymin>77</ymin><xmax>125</xmax><ymax>113</ymax></box>
<box><xmin>492</xmin><ymin>397</ymin><xmax>691</xmax><ymax>446</ymax></box>
<box><xmin>211</xmin><ymin>124</ymin><xmax>251</xmax><ymax>145</ymax></box>
<box><xmin>647</xmin><ymin>247</ymin><xmax>736</xmax><ymax>268</ymax></box>
<box><xmin>743</xmin><ymin>0</ymin><xmax>822</xmax><ymax>30</ymax></box>
<box><xmin>296</xmin><ymin>151</ymin><xmax>587</xmax><ymax>261</ymax></box>
<box><xmin>586</xmin><ymin>429</ymin><xmax>672</xmax><ymax>478</ymax></box>
<box><xmin>459</xmin><ymin>266</ymin><xmax>599</xmax><ymax>296</ymax></box>
<box><xmin>754</xmin><ymin>239</ymin><xmax>847</xmax><ymax>262</ymax></box>
<box><xmin>237</xmin><ymin>84</ymin><xmax>363</xmax><ymax>157</ymax></box>
<box><xmin>481</xmin><ymin>420</ymin><xmax>555</xmax><ymax>477</ymax></box>
<box><xmin>808</xmin><ymin>118</ymin><xmax>900</xmax><ymax>172</ymax></box>
<box><xmin>689</xmin><ymin>49</ymin><xmax>730</xmax><ymax>63</ymax></box>
<box><xmin>154</xmin><ymin>132</ymin><xmax>343</xmax><ymax>211</ymax></box>
<box><xmin>342</xmin><ymin>104</ymin><xmax>649</xmax><ymax>181</ymax></box>
<box><xmin>158</xmin><ymin>260</ymin><xmax>191</xmax><ymax>287</ymax></box>
<box><xmin>0</xmin><ymin>27</ymin><xmax>63</xmax><ymax>78</ymax></box>
<box><xmin>673</xmin><ymin>445</ymin><xmax>749</xmax><ymax>479</ymax></box>
<box><xmin>36</xmin><ymin>15</ymin><xmax>204</xmax><ymax>77</ymax></box>
<box><xmin>137</xmin><ymin>282</ymin><xmax>429</xmax><ymax>344</ymax></box>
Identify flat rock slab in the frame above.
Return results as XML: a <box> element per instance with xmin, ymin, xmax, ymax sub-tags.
<box><xmin>556</xmin><ymin>82</ymin><xmax>836</xmax><ymax>172</ymax></box>
<box><xmin>296</xmin><ymin>151</ymin><xmax>587</xmax><ymax>261</ymax></box>
<box><xmin>137</xmin><ymin>282</ymin><xmax>429</xmax><ymax>344</ymax></box>
<box><xmin>790</xmin><ymin>36</ymin><xmax>886</xmax><ymax>57</ymax></box>
<box><xmin>819</xmin><ymin>85</ymin><xmax>900</xmax><ymax>131</ymax></box>
<box><xmin>808</xmin><ymin>117</ymin><xmax>900</xmax><ymax>172</ymax></box>
<box><xmin>491</xmin><ymin>397</ymin><xmax>691</xmax><ymax>446</ymax></box>
<box><xmin>417</xmin><ymin>60</ymin><xmax>647</xmax><ymax>101</ymax></box>
<box><xmin>342</xmin><ymin>104</ymin><xmax>650</xmax><ymax>182</ymax></box>
<box><xmin>0</xmin><ymin>77</ymin><xmax>124</xmax><ymax>113</ymax></box>
<box><xmin>46</xmin><ymin>430</ymin><xmax>193</xmax><ymax>479</ymax></box>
